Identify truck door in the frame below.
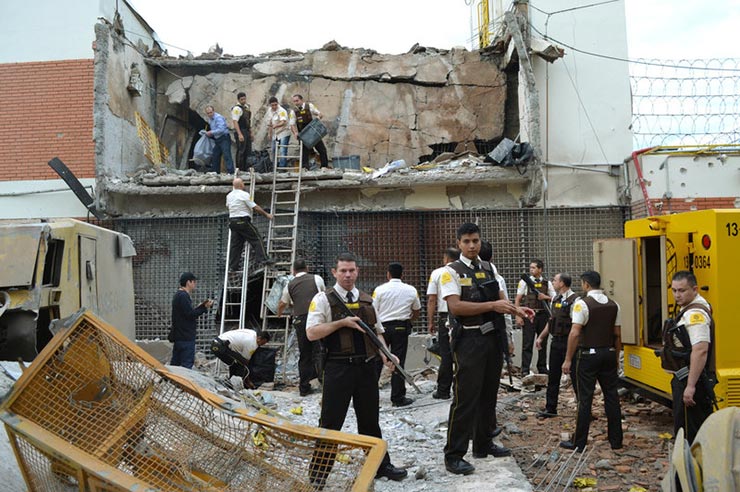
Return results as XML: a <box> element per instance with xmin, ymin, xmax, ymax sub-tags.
<box><xmin>79</xmin><ymin>236</ymin><xmax>98</xmax><ymax>313</ymax></box>
<box><xmin>593</xmin><ymin>238</ymin><xmax>638</xmax><ymax>345</ymax></box>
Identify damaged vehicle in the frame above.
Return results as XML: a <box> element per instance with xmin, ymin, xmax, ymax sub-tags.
<box><xmin>0</xmin><ymin>219</ymin><xmax>136</xmax><ymax>361</ymax></box>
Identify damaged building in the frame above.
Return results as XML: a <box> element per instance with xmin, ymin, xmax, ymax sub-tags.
<box><xmin>3</xmin><ymin>0</ymin><xmax>636</xmax><ymax>354</ymax></box>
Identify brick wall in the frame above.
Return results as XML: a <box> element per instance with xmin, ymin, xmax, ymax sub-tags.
<box><xmin>0</xmin><ymin>59</ymin><xmax>95</xmax><ymax>181</ymax></box>
<box><xmin>631</xmin><ymin>197</ymin><xmax>738</xmax><ymax>219</ymax></box>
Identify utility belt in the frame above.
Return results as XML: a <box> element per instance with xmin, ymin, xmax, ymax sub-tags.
<box><xmin>229</xmin><ymin>216</ymin><xmax>252</xmax><ymax>224</ymax></box>
<box><xmin>326</xmin><ymin>354</ymin><xmax>377</xmax><ymax>365</ymax></box>
<box><xmin>382</xmin><ymin>319</ymin><xmax>412</xmax><ymax>331</ymax></box>
<box><xmin>460</xmin><ymin>320</ymin><xmax>497</xmax><ymax>336</ymax></box>
<box><xmin>578</xmin><ymin>346</ymin><xmax>615</xmax><ymax>355</ymax></box>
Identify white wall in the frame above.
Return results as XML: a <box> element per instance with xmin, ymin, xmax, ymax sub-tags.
<box><xmin>0</xmin><ymin>179</ymin><xmax>96</xmax><ymax>219</ymax></box>
<box><xmin>630</xmin><ymin>152</ymin><xmax>740</xmax><ymax>201</ymax></box>
<box><xmin>0</xmin><ymin>0</ymin><xmax>159</xmax><ymax>63</ymax></box>
<box><xmin>529</xmin><ymin>0</ymin><xmax>633</xmax><ymax>166</ymax></box>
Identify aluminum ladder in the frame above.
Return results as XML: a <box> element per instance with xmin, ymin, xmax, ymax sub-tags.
<box><xmin>259</xmin><ymin>139</ymin><xmax>304</xmax><ymax>383</ymax></box>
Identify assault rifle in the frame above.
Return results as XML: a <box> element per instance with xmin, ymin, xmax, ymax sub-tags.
<box><xmin>520</xmin><ymin>274</ymin><xmax>552</xmax><ymax>316</ymax></box>
<box><xmin>326</xmin><ymin>290</ymin><xmax>422</xmax><ymax>394</ymax></box>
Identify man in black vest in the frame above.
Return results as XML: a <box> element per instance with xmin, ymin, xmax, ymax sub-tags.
<box><xmin>306</xmin><ymin>253</ymin><xmax>407</xmax><ymax>484</ymax></box>
<box><xmin>515</xmin><ymin>259</ymin><xmax>555</xmax><ymax>376</ymax></box>
<box><xmin>231</xmin><ymin>92</ymin><xmax>252</xmax><ymax>170</ymax></box>
<box><xmin>290</xmin><ymin>94</ymin><xmax>329</xmax><ymax>170</ymax></box>
<box><xmin>440</xmin><ymin>223</ymin><xmax>535</xmax><ymax>476</ymax></box>
<box><xmin>561</xmin><ymin>270</ymin><xmax>623</xmax><ymax>452</ymax></box>
<box><xmin>278</xmin><ymin>258</ymin><xmax>326</xmax><ymax>396</ymax></box>
<box><xmin>664</xmin><ymin>270</ymin><xmax>715</xmax><ymax>443</ymax></box>
<box><xmin>536</xmin><ymin>272</ymin><xmax>579</xmax><ymax>418</ymax></box>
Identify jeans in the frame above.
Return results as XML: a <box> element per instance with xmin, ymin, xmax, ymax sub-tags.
<box><xmin>271</xmin><ymin>135</ymin><xmax>291</xmax><ymax>168</ymax></box>
<box><xmin>170</xmin><ymin>340</ymin><xmax>196</xmax><ymax>369</ymax></box>
<box><xmin>210</xmin><ymin>134</ymin><xmax>234</xmax><ymax>173</ymax></box>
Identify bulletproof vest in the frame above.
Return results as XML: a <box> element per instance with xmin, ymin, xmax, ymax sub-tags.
<box><xmin>288</xmin><ymin>274</ymin><xmax>320</xmax><ymax>316</ymax></box>
<box><xmin>550</xmin><ymin>292</ymin><xmax>579</xmax><ymax>336</ymax></box>
<box><xmin>578</xmin><ymin>296</ymin><xmax>618</xmax><ymax>348</ymax></box>
<box><xmin>232</xmin><ymin>103</ymin><xmax>251</xmax><ymax>131</ymax></box>
<box><xmin>448</xmin><ymin>260</ymin><xmax>504</xmax><ymax>328</ymax></box>
<box><xmin>294</xmin><ymin>103</ymin><xmax>313</xmax><ymax>131</ymax></box>
<box><xmin>661</xmin><ymin>302</ymin><xmax>715</xmax><ymax>374</ymax></box>
<box><xmin>325</xmin><ymin>288</ymin><xmax>377</xmax><ymax>358</ymax></box>
<box><xmin>523</xmin><ymin>277</ymin><xmax>549</xmax><ymax>309</ymax></box>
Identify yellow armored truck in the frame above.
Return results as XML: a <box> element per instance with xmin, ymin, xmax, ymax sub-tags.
<box><xmin>0</xmin><ymin>219</ymin><xmax>136</xmax><ymax>361</ymax></box>
<box><xmin>594</xmin><ymin>209</ymin><xmax>740</xmax><ymax>408</ymax></box>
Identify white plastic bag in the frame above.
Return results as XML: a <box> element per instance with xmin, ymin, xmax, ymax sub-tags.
<box><xmin>193</xmin><ymin>130</ymin><xmax>215</xmax><ymax>167</ymax></box>
<box><xmin>265</xmin><ymin>274</ymin><xmax>293</xmax><ymax>314</ymax></box>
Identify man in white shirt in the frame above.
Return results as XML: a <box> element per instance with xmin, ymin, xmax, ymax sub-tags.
<box><xmin>278</xmin><ymin>258</ymin><xmax>326</xmax><ymax>396</ymax></box>
<box><xmin>211</xmin><ymin>328</ymin><xmax>259</xmax><ymax>383</ymax></box>
<box><xmin>226</xmin><ymin>177</ymin><xmax>274</xmax><ymax>272</ymax></box>
<box><xmin>373</xmin><ymin>262</ymin><xmax>421</xmax><ymax>407</ymax></box>
<box><xmin>267</xmin><ymin>96</ymin><xmax>291</xmax><ymax>168</ymax></box>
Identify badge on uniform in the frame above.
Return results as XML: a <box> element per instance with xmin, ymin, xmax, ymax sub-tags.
<box><xmin>460</xmin><ymin>278</ymin><xmax>473</xmax><ymax>287</ymax></box>
<box><xmin>555</xmin><ymin>303</ymin><xmax>562</xmax><ymax>308</ymax></box>
<box><xmin>475</xmin><ymin>272</ymin><xmax>486</xmax><ymax>279</ymax></box>
<box><xmin>441</xmin><ymin>271</ymin><xmax>452</xmax><ymax>285</ymax></box>
<box><xmin>573</xmin><ymin>303</ymin><xmax>583</xmax><ymax>313</ymax></box>
<box><xmin>535</xmin><ymin>283</ymin><xmax>542</xmax><ymax>288</ymax></box>
<box><xmin>688</xmin><ymin>312</ymin><xmax>706</xmax><ymax>324</ymax></box>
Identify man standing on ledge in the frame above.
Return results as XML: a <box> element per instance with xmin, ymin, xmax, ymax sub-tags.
<box><xmin>290</xmin><ymin>94</ymin><xmax>329</xmax><ymax>170</ymax></box>
<box><xmin>306</xmin><ymin>253</ymin><xmax>407</xmax><ymax>483</ymax></box>
<box><xmin>231</xmin><ymin>92</ymin><xmax>252</xmax><ymax>170</ymax></box>
<box><xmin>226</xmin><ymin>177</ymin><xmax>274</xmax><ymax>273</ymax></box>
<box><xmin>205</xmin><ymin>105</ymin><xmax>234</xmax><ymax>174</ymax></box>
<box><xmin>170</xmin><ymin>272</ymin><xmax>213</xmax><ymax>369</ymax></box>
<box><xmin>441</xmin><ymin>223</ymin><xmax>535</xmax><ymax>476</ymax></box>
<box><xmin>373</xmin><ymin>262</ymin><xmax>421</xmax><ymax>407</ymax></box>
<box><xmin>561</xmin><ymin>270</ymin><xmax>623</xmax><ymax>452</ymax></box>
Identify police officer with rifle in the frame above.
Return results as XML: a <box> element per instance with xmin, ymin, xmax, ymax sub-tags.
<box><xmin>515</xmin><ymin>260</ymin><xmax>555</xmax><ymax>376</ymax></box>
<box><xmin>440</xmin><ymin>223</ymin><xmax>534</xmax><ymax>476</ymax></box>
<box><xmin>660</xmin><ymin>270</ymin><xmax>717</xmax><ymax>443</ymax></box>
<box><xmin>306</xmin><ymin>253</ymin><xmax>407</xmax><ymax>486</ymax></box>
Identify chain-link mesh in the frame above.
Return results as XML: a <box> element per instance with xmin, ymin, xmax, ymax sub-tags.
<box><xmin>631</xmin><ymin>58</ymin><xmax>740</xmax><ymax>148</ymax></box>
<box><xmin>1</xmin><ymin>312</ymin><xmax>384</xmax><ymax>491</ymax></box>
<box><xmin>107</xmin><ymin>207</ymin><xmax>625</xmax><ymax>344</ymax></box>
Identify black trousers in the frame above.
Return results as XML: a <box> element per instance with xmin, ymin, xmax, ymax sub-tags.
<box><xmin>300</xmin><ymin>139</ymin><xmax>329</xmax><ymax>169</ymax></box>
<box><xmin>293</xmin><ymin>314</ymin><xmax>318</xmax><ymax>392</ymax></box>
<box><xmin>310</xmin><ymin>359</ymin><xmax>391</xmax><ymax>485</ymax></box>
<box><xmin>435</xmin><ymin>314</ymin><xmax>453</xmax><ymax>395</ymax></box>
<box><xmin>382</xmin><ymin>320</ymin><xmax>411</xmax><ymax>402</ymax></box>
<box><xmin>573</xmin><ymin>348</ymin><xmax>623</xmax><ymax>450</ymax></box>
<box><xmin>235</xmin><ymin>131</ymin><xmax>252</xmax><ymax>170</ymax></box>
<box><xmin>521</xmin><ymin>311</ymin><xmax>549</xmax><ymax>374</ymax></box>
<box><xmin>545</xmin><ymin>335</ymin><xmax>578</xmax><ymax>413</ymax></box>
<box><xmin>671</xmin><ymin>374</ymin><xmax>713</xmax><ymax>444</ymax></box>
<box><xmin>211</xmin><ymin>338</ymin><xmax>249</xmax><ymax>379</ymax></box>
<box><xmin>228</xmin><ymin>218</ymin><xmax>267</xmax><ymax>271</ymax></box>
<box><xmin>445</xmin><ymin>330</ymin><xmax>502</xmax><ymax>459</ymax></box>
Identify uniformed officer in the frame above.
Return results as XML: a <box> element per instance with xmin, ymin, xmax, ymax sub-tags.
<box><xmin>561</xmin><ymin>271</ymin><xmax>623</xmax><ymax>452</ymax></box>
<box><xmin>426</xmin><ymin>247</ymin><xmax>461</xmax><ymax>400</ymax></box>
<box><xmin>441</xmin><ymin>223</ymin><xmax>534</xmax><ymax>475</ymax></box>
<box><xmin>536</xmin><ymin>273</ymin><xmax>579</xmax><ymax>418</ymax></box>
<box><xmin>306</xmin><ymin>253</ymin><xmax>407</xmax><ymax>484</ymax></box>
<box><xmin>373</xmin><ymin>262</ymin><xmax>421</xmax><ymax>407</ymax></box>
<box><xmin>515</xmin><ymin>259</ymin><xmax>556</xmax><ymax>376</ymax></box>
<box><xmin>278</xmin><ymin>258</ymin><xmax>326</xmax><ymax>396</ymax></box>
<box><xmin>231</xmin><ymin>92</ymin><xmax>252</xmax><ymax>170</ymax></box>
<box><xmin>663</xmin><ymin>270</ymin><xmax>715</xmax><ymax>443</ymax></box>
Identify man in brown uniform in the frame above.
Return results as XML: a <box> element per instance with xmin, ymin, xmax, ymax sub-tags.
<box><xmin>561</xmin><ymin>270</ymin><xmax>623</xmax><ymax>452</ymax></box>
<box><xmin>290</xmin><ymin>94</ymin><xmax>329</xmax><ymax>169</ymax></box>
<box><xmin>278</xmin><ymin>258</ymin><xmax>326</xmax><ymax>396</ymax></box>
<box><xmin>515</xmin><ymin>259</ymin><xmax>555</xmax><ymax>376</ymax></box>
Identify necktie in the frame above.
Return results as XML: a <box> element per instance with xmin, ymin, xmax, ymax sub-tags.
<box><xmin>471</xmin><ymin>260</ymin><xmax>479</xmax><ymax>270</ymax></box>
<box><xmin>346</xmin><ymin>291</ymin><xmax>354</xmax><ymax>303</ymax></box>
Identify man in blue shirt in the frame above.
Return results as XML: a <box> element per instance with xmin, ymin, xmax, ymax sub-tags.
<box><xmin>205</xmin><ymin>105</ymin><xmax>235</xmax><ymax>174</ymax></box>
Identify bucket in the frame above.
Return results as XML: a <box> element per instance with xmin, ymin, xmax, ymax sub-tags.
<box><xmin>333</xmin><ymin>155</ymin><xmax>361</xmax><ymax>170</ymax></box>
<box><xmin>297</xmin><ymin>119</ymin><xmax>328</xmax><ymax>149</ymax></box>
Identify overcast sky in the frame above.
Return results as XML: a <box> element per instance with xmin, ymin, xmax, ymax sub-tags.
<box><xmin>129</xmin><ymin>0</ymin><xmax>740</xmax><ymax>60</ymax></box>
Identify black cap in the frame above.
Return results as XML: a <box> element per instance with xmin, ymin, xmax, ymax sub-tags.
<box><xmin>179</xmin><ymin>272</ymin><xmax>197</xmax><ymax>286</ymax></box>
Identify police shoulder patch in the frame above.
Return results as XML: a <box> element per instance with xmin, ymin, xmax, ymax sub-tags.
<box><xmin>440</xmin><ymin>271</ymin><xmax>452</xmax><ymax>285</ymax></box>
<box><xmin>309</xmin><ymin>301</ymin><xmax>317</xmax><ymax>312</ymax></box>
<box><xmin>573</xmin><ymin>303</ymin><xmax>583</xmax><ymax>313</ymax></box>
<box><xmin>688</xmin><ymin>312</ymin><xmax>707</xmax><ymax>325</ymax></box>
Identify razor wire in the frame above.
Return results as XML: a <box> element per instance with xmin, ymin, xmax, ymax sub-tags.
<box><xmin>630</xmin><ymin>58</ymin><xmax>740</xmax><ymax>148</ymax></box>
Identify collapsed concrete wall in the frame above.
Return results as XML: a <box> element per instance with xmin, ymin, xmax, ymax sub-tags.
<box><xmin>154</xmin><ymin>45</ymin><xmax>508</xmax><ymax>170</ymax></box>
